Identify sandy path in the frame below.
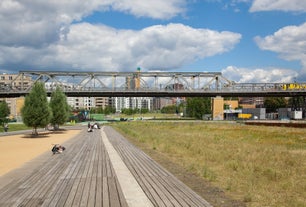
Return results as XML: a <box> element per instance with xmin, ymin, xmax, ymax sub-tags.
<box><xmin>0</xmin><ymin>129</ymin><xmax>81</xmax><ymax>176</ymax></box>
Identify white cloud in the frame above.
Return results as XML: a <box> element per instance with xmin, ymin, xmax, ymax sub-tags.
<box><xmin>50</xmin><ymin>23</ymin><xmax>241</xmax><ymax>71</ymax></box>
<box><xmin>0</xmin><ymin>23</ymin><xmax>241</xmax><ymax>72</ymax></box>
<box><xmin>0</xmin><ymin>0</ymin><xmax>242</xmax><ymax>72</ymax></box>
<box><xmin>110</xmin><ymin>0</ymin><xmax>186</xmax><ymax>19</ymax></box>
<box><xmin>222</xmin><ymin>66</ymin><xmax>298</xmax><ymax>83</ymax></box>
<box><xmin>0</xmin><ymin>0</ymin><xmax>186</xmax><ymax>48</ymax></box>
<box><xmin>255</xmin><ymin>22</ymin><xmax>306</xmax><ymax>75</ymax></box>
<box><xmin>250</xmin><ymin>0</ymin><xmax>306</xmax><ymax>12</ymax></box>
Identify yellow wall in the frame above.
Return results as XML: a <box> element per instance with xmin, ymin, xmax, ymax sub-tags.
<box><xmin>16</xmin><ymin>97</ymin><xmax>25</xmax><ymax>117</ymax></box>
<box><xmin>212</xmin><ymin>96</ymin><xmax>224</xmax><ymax>120</ymax></box>
<box><xmin>240</xmin><ymin>104</ymin><xmax>256</xmax><ymax>109</ymax></box>
<box><xmin>224</xmin><ymin>100</ymin><xmax>239</xmax><ymax>109</ymax></box>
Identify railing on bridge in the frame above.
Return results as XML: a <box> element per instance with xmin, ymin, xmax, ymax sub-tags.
<box><xmin>1</xmin><ymin>71</ymin><xmax>306</xmax><ymax>97</ymax></box>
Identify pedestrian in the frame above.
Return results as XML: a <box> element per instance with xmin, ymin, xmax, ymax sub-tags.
<box><xmin>4</xmin><ymin>123</ymin><xmax>8</xmax><ymax>132</ymax></box>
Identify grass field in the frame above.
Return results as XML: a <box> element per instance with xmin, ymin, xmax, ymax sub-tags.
<box><xmin>112</xmin><ymin>121</ymin><xmax>306</xmax><ymax>207</ymax></box>
<box><xmin>0</xmin><ymin>123</ymin><xmax>31</xmax><ymax>132</ymax></box>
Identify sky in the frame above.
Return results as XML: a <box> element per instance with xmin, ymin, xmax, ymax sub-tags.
<box><xmin>0</xmin><ymin>0</ymin><xmax>306</xmax><ymax>83</ymax></box>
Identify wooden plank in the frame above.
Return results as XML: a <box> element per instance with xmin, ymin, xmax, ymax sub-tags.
<box><xmin>0</xmin><ymin>126</ymin><xmax>213</xmax><ymax>207</ymax></box>
<box><xmin>0</xmin><ymin>156</ymin><xmax>61</xmax><ymax>204</ymax></box>
<box><xmin>41</xmin><ymin>132</ymin><xmax>89</xmax><ymax>207</ymax></box>
<box><xmin>102</xmin><ymin>177</ymin><xmax>110</xmax><ymax>207</ymax></box>
<box><xmin>61</xmin><ymin>139</ymin><xmax>91</xmax><ymax>206</ymax></box>
<box><xmin>87</xmin><ymin>137</ymin><xmax>99</xmax><ymax>207</ymax></box>
<box><xmin>58</xmin><ymin>154</ymin><xmax>89</xmax><ymax>206</ymax></box>
<box><xmin>121</xmin><ymin>138</ymin><xmax>210</xmax><ymax>207</ymax></box>
<box><xmin>95</xmin><ymin>132</ymin><xmax>103</xmax><ymax>207</ymax></box>
<box><xmin>104</xmin><ymin>126</ymin><xmax>213</xmax><ymax>207</ymax></box>
<box><xmin>108</xmin><ymin>177</ymin><xmax>122</xmax><ymax>207</ymax></box>
<box><xmin>80</xmin><ymin>137</ymin><xmax>97</xmax><ymax>207</ymax></box>
<box><xmin>71</xmin><ymin>138</ymin><xmax>93</xmax><ymax>206</ymax></box>
<box><xmin>106</xmin><ymin>131</ymin><xmax>172</xmax><ymax>206</ymax></box>
<box><xmin>14</xmin><ymin>157</ymin><xmax>68</xmax><ymax>206</ymax></box>
<box><xmin>122</xmin><ymin>149</ymin><xmax>188</xmax><ymax>206</ymax></box>
<box><xmin>53</xmin><ymin>153</ymin><xmax>87</xmax><ymax>206</ymax></box>
<box><xmin>114</xmin><ymin>177</ymin><xmax>128</xmax><ymax>207</ymax></box>
<box><xmin>114</xmin><ymin>145</ymin><xmax>165</xmax><ymax>206</ymax></box>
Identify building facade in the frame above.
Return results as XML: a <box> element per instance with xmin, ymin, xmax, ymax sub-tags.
<box><xmin>113</xmin><ymin>97</ymin><xmax>153</xmax><ymax>112</ymax></box>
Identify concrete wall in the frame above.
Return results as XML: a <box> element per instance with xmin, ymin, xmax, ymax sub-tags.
<box><xmin>242</xmin><ymin>108</ymin><xmax>266</xmax><ymax>120</ymax></box>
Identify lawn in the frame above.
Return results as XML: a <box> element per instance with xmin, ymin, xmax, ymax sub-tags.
<box><xmin>0</xmin><ymin>123</ymin><xmax>32</xmax><ymax>132</ymax></box>
<box><xmin>112</xmin><ymin>121</ymin><xmax>306</xmax><ymax>207</ymax></box>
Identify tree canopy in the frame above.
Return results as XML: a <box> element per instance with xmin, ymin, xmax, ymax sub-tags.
<box><xmin>21</xmin><ymin>82</ymin><xmax>51</xmax><ymax>136</ymax></box>
<box><xmin>161</xmin><ymin>105</ymin><xmax>177</xmax><ymax>114</ymax></box>
<box><xmin>161</xmin><ymin>104</ymin><xmax>184</xmax><ymax>114</ymax></box>
<box><xmin>49</xmin><ymin>87</ymin><xmax>70</xmax><ymax>130</ymax></box>
<box><xmin>0</xmin><ymin>101</ymin><xmax>10</xmax><ymax>125</ymax></box>
<box><xmin>186</xmin><ymin>97</ymin><xmax>211</xmax><ymax>119</ymax></box>
<box><xmin>264</xmin><ymin>97</ymin><xmax>287</xmax><ymax>113</ymax></box>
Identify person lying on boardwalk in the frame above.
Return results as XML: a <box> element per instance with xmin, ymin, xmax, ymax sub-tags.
<box><xmin>52</xmin><ymin>144</ymin><xmax>66</xmax><ymax>154</ymax></box>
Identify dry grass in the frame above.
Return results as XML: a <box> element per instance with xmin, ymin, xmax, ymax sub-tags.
<box><xmin>113</xmin><ymin>121</ymin><xmax>306</xmax><ymax>207</ymax></box>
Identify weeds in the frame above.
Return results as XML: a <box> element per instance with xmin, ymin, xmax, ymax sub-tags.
<box><xmin>113</xmin><ymin>121</ymin><xmax>306</xmax><ymax>207</ymax></box>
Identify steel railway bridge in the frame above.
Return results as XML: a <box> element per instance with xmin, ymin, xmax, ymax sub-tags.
<box><xmin>1</xmin><ymin>70</ymin><xmax>306</xmax><ymax>98</ymax></box>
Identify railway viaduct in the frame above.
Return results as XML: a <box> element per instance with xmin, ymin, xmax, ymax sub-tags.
<box><xmin>1</xmin><ymin>70</ymin><xmax>306</xmax><ymax>120</ymax></box>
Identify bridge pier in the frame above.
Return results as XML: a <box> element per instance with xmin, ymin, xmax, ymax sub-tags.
<box><xmin>212</xmin><ymin>96</ymin><xmax>224</xmax><ymax>120</ymax></box>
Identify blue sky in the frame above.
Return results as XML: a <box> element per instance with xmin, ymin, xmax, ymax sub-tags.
<box><xmin>0</xmin><ymin>0</ymin><xmax>306</xmax><ymax>83</ymax></box>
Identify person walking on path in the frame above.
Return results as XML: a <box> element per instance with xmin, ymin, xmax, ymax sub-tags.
<box><xmin>4</xmin><ymin>123</ymin><xmax>8</xmax><ymax>132</ymax></box>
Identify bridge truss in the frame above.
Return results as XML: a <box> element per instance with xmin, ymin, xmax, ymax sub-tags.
<box><xmin>1</xmin><ymin>70</ymin><xmax>306</xmax><ymax>98</ymax></box>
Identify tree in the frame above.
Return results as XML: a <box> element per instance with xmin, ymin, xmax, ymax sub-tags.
<box><xmin>49</xmin><ymin>87</ymin><xmax>70</xmax><ymax>130</ymax></box>
<box><xmin>264</xmin><ymin>97</ymin><xmax>287</xmax><ymax>113</ymax></box>
<box><xmin>122</xmin><ymin>108</ymin><xmax>135</xmax><ymax>115</ymax></box>
<box><xmin>104</xmin><ymin>106</ymin><xmax>116</xmax><ymax>115</ymax></box>
<box><xmin>288</xmin><ymin>96</ymin><xmax>305</xmax><ymax>110</ymax></box>
<box><xmin>0</xmin><ymin>101</ymin><xmax>10</xmax><ymax>125</ymax></box>
<box><xmin>161</xmin><ymin>105</ymin><xmax>177</xmax><ymax>114</ymax></box>
<box><xmin>21</xmin><ymin>82</ymin><xmax>52</xmax><ymax>136</ymax></box>
<box><xmin>186</xmin><ymin>97</ymin><xmax>211</xmax><ymax>119</ymax></box>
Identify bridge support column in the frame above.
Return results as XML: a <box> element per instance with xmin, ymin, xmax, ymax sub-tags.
<box><xmin>212</xmin><ymin>96</ymin><xmax>224</xmax><ymax>120</ymax></box>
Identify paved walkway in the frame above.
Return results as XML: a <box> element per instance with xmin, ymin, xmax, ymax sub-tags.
<box><xmin>0</xmin><ymin>126</ymin><xmax>212</xmax><ymax>207</ymax></box>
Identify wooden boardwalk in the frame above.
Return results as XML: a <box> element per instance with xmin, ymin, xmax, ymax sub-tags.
<box><xmin>0</xmin><ymin>126</ymin><xmax>212</xmax><ymax>207</ymax></box>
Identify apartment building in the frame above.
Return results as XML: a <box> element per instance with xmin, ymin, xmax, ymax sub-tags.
<box><xmin>0</xmin><ymin>73</ymin><xmax>32</xmax><ymax>90</ymax></box>
<box><xmin>0</xmin><ymin>73</ymin><xmax>32</xmax><ymax>120</ymax></box>
<box><xmin>114</xmin><ymin>97</ymin><xmax>153</xmax><ymax>112</ymax></box>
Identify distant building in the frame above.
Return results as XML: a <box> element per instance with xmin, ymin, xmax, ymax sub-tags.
<box><xmin>153</xmin><ymin>97</ymin><xmax>173</xmax><ymax>110</ymax></box>
<box><xmin>239</xmin><ymin>97</ymin><xmax>264</xmax><ymax>107</ymax></box>
<box><xmin>0</xmin><ymin>73</ymin><xmax>32</xmax><ymax>120</ymax></box>
<box><xmin>95</xmin><ymin>97</ymin><xmax>112</xmax><ymax>109</ymax></box>
<box><xmin>0</xmin><ymin>97</ymin><xmax>24</xmax><ymax>121</ymax></box>
<box><xmin>67</xmin><ymin>97</ymin><xmax>96</xmax><ymax>110</ymax></box>
<box><xmin>0</xmin><ymin>73</ymin><xmax>32</xmax><ymax>90</ymax></box>
<box><xmin>114</xmin><ymin>97</ymin><xmax>153</xmax><ymax>112</ymax></box>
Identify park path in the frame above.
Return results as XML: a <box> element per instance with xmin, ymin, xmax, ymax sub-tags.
<box><xmin>0</xmin><ymin>126</ymin><xmax>212</xmax><ymax>207</ymax></box>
